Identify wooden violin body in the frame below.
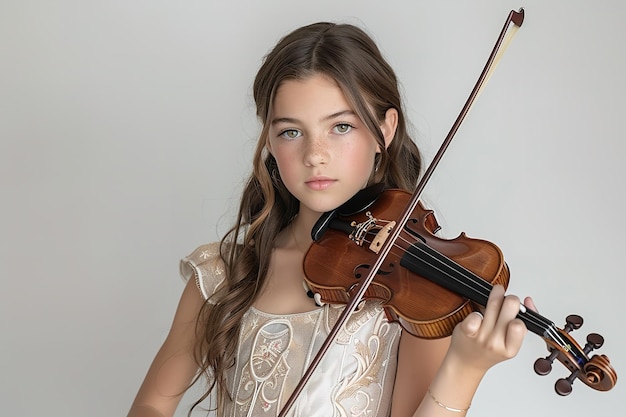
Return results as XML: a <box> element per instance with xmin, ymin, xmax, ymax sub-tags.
<box><xmin>304</xmin><ymin>189</ymin><xmax>508</xmax><ymax>338</ymax></box>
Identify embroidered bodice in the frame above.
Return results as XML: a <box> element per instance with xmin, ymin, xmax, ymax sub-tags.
<box><xmin>180</xmin><ymin>243</ymin><xmax>401</xmax><ymax>417</ymax></box>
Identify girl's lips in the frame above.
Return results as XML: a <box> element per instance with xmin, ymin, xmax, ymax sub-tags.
<box><xmin>305</xmin><ymin>178</ymin><xmax>336</xmax><ymax>190</ymax></box>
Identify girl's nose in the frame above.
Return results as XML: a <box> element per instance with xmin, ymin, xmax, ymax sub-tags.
<box><xmin>303</xmin><ymin>136</ymin><xmax>329</xmax><ymax>166</ymax></box>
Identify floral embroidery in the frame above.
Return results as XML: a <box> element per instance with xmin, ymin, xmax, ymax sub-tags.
<box><xmin>235</xmin><ymin>321</ymin><xmax>292</xmax><ymax>416</ymax></box>
<box><xmin>332</xmin><ymin>309</ymin><xmax>391</xmax><ymax>417</ymax></box>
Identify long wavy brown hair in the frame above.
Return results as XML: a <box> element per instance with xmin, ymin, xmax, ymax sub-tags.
<box><xmin>189</xmin><ymin>22</ymin><xmax>422</xmax><ymax>415</ymax></box>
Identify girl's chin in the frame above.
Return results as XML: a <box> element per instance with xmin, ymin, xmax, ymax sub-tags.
<box><xmin>298</xmin><ymin>200</ymin><xmax>345</xmax><ymax>216</ymax></box>
<box><xmin>293</xmin><ymin>187</ymin><xmax>365</xmax><ymax>216</ymax></box>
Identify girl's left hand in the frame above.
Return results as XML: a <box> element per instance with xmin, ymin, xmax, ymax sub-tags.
<box><xmin>447</xmin><ymin>285</ymin><xmax>535</xmax><ymax>374</ymax></box>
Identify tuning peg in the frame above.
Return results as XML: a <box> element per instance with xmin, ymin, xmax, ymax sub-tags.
<box><xmin>583</xmin><ymin>333</ymin><xmax>604</xmax><ymax>353</ymax></box>
<box><xmin>555</xmin><ymin>370</ymin><xmax>579</xmax><ymax>396</ymax></box>
<box><xmin>564</xmin><ymin>314</ymin><xmax>583</xmax><ymax>332</ymax></box>
<box><xmin>534</xmin><ymin>349</ymin><xmax>559</xmax><ymax>376</ymax></box>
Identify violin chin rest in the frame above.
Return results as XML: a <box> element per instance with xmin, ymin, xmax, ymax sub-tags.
<box><xmin>312</xmin><ymin>183</ymin><xmax>385</xmax><ymax>241</ymax></box>
<box><xmin>311</xmin><ymin>209</ymin><xmax>337</xmax><ymax>242</ymax></box>
<box><xmin>337</xmin><ymin>183</ymin><xmax>385</xmax><ymax>216</ymax></box>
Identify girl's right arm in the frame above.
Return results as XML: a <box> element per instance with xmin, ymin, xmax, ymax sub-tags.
<box><xmin>127</xmin><ymin>278</ymin><xmax>205</xmax><ymax>417</ymax></box>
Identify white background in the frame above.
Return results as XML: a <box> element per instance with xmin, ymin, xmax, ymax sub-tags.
<box><xmin>1</xmin><ymin>1</ymin><xmax>623</xmax><ymax>416</ymax></box>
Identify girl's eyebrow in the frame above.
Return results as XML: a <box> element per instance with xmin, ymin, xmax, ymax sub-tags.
<box><xmin>271</xmin><ymin>110</ymin><xmax>356</xmax><ymax>125</ymax></box>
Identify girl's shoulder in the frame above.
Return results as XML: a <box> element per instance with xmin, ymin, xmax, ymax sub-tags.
<box><xmin>179</xmin><ymin>242</ymin><xmax>226</xmax><ymax>301</ymax></box>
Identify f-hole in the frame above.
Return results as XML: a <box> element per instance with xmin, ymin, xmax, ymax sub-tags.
<box><xmin>354</xmin><ymin>262</ymin><xmax>395</xmax><ymax>279</ymax></box>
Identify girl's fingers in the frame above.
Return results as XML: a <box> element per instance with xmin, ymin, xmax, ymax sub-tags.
<box><xmin>461</xmin><ymin>311</ymin><xmax>484</xmax><ymax>337</ymax></box>
<box><xmin>480</xmin><ymin>284</ymin><xmax>506</xmax><ymax>332</ymax></box>
<box><xmin>524</xmin><ymin>296</ymin><xmax>537</xmax><ymax>312</ymax></box>
<box><xmin>479</xmin><ymin>286</ymin><xmax>527</xmax><ymax>354</ymax></box>
<box><xmin>492</xmin><ymin>292</ymin><xmax>522</xmax><ymax>336</ymax></box>
<box><xmin>505</xmin><ymin>316</ymin><xmax>528</xmax><ymax>357</ymax></box>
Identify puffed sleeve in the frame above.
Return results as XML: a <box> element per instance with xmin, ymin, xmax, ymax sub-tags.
<box><xmin>179</xmin><ymin>242</ymin><xmax>226</xmax><ymax>301</ymax></box>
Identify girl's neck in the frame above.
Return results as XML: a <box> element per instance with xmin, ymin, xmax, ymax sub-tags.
<box><xmin>287</xmin><ymin>210</ymin><xmax>318</xmax><ymax>252</ymax></box>
<box><xmin>289</xmin><ymin>215</ymin><xmax>317</xmax><ymax>252</ymax></box>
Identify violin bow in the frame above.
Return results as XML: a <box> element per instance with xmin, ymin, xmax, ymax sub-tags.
<box><xmin>277</xmin><ymin>8</ymin><xmax>525</xmax><ymax>416</ymax></box>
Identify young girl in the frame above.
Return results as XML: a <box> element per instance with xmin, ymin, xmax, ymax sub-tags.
<box><xmin>128</xmin><ymin>22</ymin><xmax>534</xmax><ymax>417</ymax></box>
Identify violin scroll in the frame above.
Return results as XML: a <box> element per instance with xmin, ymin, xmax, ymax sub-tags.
<box><xmin>533</xmin><ymin>314</ymin><xmax>617</xmax><ymax>395</ymax></box>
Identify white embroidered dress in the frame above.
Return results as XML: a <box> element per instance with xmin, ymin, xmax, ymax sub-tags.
<box><xmin>180</xmin><ymin>243</ymin><xmax>401</xmax><ymax>417</ymax></box>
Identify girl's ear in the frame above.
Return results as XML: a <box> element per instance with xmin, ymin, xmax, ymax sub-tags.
<box><xmin>379</xmin><ymin>108</ymin><xmax>398</xmax><ymax>151</ymax></box>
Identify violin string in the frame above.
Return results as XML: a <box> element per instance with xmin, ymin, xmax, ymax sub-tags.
<box><xmin>360</xmin><ymin>228</ymin><xmax>566</xmax><ymax>347</ymax></box>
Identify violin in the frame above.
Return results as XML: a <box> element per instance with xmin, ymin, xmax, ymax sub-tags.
<box><xmin>278</xmin><ymin>8</ymin><xmax>617</xmax><ymax>416</ymax></box>
<box><xmin>305</xmin><ymin>185</ymin><xmax>617</xmax><ymax>396</ymax></box>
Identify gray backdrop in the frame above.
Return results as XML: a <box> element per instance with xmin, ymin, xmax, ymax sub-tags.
<box><xmin>1</xmin><ymin>1</ymin><xmax>623</xmax><ymax>416</ymax></box>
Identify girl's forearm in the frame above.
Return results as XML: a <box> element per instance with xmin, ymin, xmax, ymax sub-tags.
<box><xmin>412</xmin><ymin>353</ymin><xmax>486</xmax><ymax>417</ymax></box>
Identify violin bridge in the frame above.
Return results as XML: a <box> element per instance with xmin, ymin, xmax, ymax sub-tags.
<box><xmin>349</xmin><ymin>212</ymin><xmax>396</xmax><ymax>253</ymax></box>
<box><xmin>368</xmin><ymin>220</ymin><xmax>396</xmax><ymax>254</ymax></box>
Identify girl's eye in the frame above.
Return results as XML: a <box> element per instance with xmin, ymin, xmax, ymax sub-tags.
<box><xmin>333</xmin><ymin>123</ymin><xmax>353</xmax><ymax>134</ymax></box>
<box><xmin>280</xmin><ymin>129</ymin><xmax>301</xmax><ymax>139</ymax></box>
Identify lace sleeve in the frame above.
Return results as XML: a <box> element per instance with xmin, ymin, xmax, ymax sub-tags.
<box><xmin>179</xmin><ymin>242</ymin><xmax>226</xmax><ymax>301</ymax></box>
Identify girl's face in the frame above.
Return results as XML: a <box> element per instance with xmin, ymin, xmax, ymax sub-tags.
<box><xmin>267</xmin><ymin>74</ymin><xmax>396</xmax><ymax>218</ymax></box>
